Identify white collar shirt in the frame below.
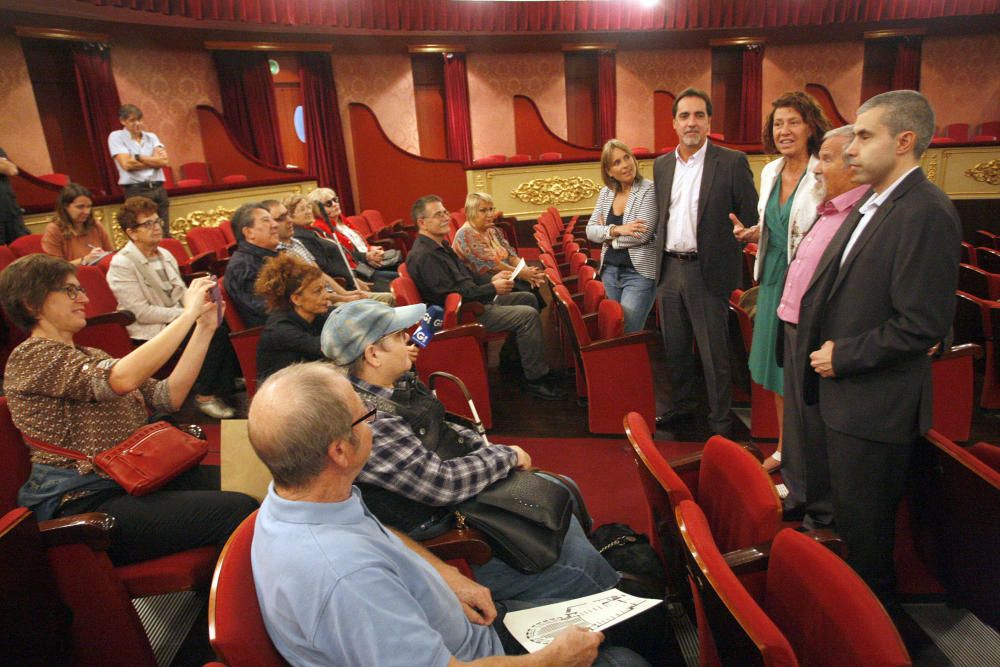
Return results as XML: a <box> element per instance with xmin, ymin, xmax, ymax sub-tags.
<box><xmin>666</xmin><ymin>140</ymin><xmax>709</xmax><ymax>252</ymax></box>
<box><xmin>840</xmin><ymin>166</ymin><xmax>919</xmax><ymax>266</ymax></box>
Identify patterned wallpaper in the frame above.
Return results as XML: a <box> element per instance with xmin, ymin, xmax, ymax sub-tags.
<box><xmin>922</xmin><ymin>33</ymin><xmax>1000</xmax><ymax>130</ymax></box>
<box><xmin>111</xmin><ymin>38</ymin><xmax>222</xmax><ymax>170</ymax></box>
<box><xmin>0</xmin><ymin>34</ymin><xmax>53</xmax><ymax>175</ymax></box>
<box><xmin>468</xmin><ymin>52</ymin><xmax>567</xmax><ymax>159</ymax></box>
<box><xmin>616</xmin><ymin>49</ymin><xmax>712</xmax><ymax>150</ymax></box>
<box><xmin>762</xmin><ymin>42</ymin><xmax>863</xmax><ymax>125</ymax></box>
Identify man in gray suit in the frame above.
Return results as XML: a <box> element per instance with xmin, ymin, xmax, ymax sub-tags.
<box><xmin>652</xmin><ymin>88</ymin><xmax>759</xmax><ymax>436</ymax></box>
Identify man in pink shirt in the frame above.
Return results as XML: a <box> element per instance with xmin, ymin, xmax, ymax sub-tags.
<box><xmin>777</xmin><ymin>125</ymin><xmax>869</xmax><ymax>528</ymax></box>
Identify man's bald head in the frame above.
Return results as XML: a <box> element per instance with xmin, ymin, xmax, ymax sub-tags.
<box><xmin>248</xmin><ymin>362</ymin><xmax>355</xmax><ymax>490</ymax></box>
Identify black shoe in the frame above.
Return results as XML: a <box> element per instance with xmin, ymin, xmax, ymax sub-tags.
<box><xmin>524</xmin><ymin>378</ymin><xmax>568</xmax><ymax>401</ymax></box>
<box><xmin>655</xmin><ymin>410</ymin><xmax>693</xmax><ymax>429</ymax></box>
<box><xmin>782</xmin><ymin>504</ymin><xmax>807</xmax><ymax>522</ymax></box>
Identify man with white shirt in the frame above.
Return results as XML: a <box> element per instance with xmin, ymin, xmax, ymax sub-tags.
<box><xmin>108</xmin><ymin>104</ymin><xmax>172</xmax><ymax>235</ymax></box>
<box><xmin>798</xmin><ymin>90</ymin><xmax>961</xmax><ymax>602</ymax></box>
<box><xmin>651</xmin><ymin>88</ymin><xmax>758</xmax><ymax>436</ymax></box>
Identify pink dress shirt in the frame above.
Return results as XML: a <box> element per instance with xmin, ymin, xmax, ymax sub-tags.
<box><xmin>776</xmin><ymin>185</ymin><xmax>869</xmax><ymax>325</ymax></box>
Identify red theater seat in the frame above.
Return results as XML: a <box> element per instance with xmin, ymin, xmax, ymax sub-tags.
<box><xmin>175</xmin><ymin>178</ymin><xmax>203</xmax><ymax>188</ymax></box>
<box><xmin>538</xmin><ymin>151</ymin><xmax>563</xmax><ymax>160</ymax></box>
<box><xmin>632</xmin><ymin>146</ymin><xmax>652</xmax><ymax>156</ymax></box>
<box><xmin>161</xmin><ymin>165</ymin><xmax>176</xmax><ymax>189</ymax></box>
<box><xmin>978</xmin><ymin>121</ymin><xmax>1000</xmax><ymax>137</ymax></box>
<box><xmin>508</xmin><ymin>153</ymin><xmax>532</xmax><ymax>161</ymax></box>
<box><xmin>472</xmin><ymin>156</ymin><xmax>505</xmax><ymax>166</ymax></box>
<box><xmin>37</xmin><ymin>173</ymin><xmax>70</xmax><ymax>187</ymax></box>
<box><xmin>187</xmin><ymin>226</ymin><xmax>230</xmax><ymax>260</ymax></box>
<box><xmin>230</xmin><ymin>326</ymin><xmax>262</xmax><ymax>397</ymax></box>
<box><xmin>180</xmin><ymin>161</ymin><xmax>213</xmax><ymax>184</ymax></box>
<box><xmin>729</xmin><ymin>298</ymin><xmax>779</xmax><ymax>439</ymax></box>
<box><xmin>943</xmin><ymin>123</ymin><xmax>970</xmax><ymax>142</ymax></box>
<box><xmin>221</xmin><ymin>174</ymin><xmax>247</xmax><ymax>184</ymax></box>
<box><xmin>0</xmin><ymin>244</ymin><xmax>16</xmax><ymax>272</ymax></box>
<box><xmin>10</xmin><ymin>234</ymin><xmax>43</xmax><ymax>257</ymax></box>
<box><xmin>931</xmin><ymin>344</ymin><xmax>981</xmax><ymax>442</ymax></box>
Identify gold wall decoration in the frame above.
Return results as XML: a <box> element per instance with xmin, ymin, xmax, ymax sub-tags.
<box><xmin>173</xmin><ymin>206</ymin><xmax>236</xmax><ymax>246</ymax></box>
<box><xmin>922</xmin><ymin>151</ymin><xmax>939</xmax><ymax>183</ymax></box>
<box><xmin>966</xmin><ymin>159</ymin><xmax>1000</xmax><ymax>186</ymax></box>
<box><xmin>510</xmin><ymin>176</ymin><xmax>600</xmax><ymax>206</ymax></box>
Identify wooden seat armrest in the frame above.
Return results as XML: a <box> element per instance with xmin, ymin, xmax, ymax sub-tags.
<box><xmin>665</xmin><ymin>451</ymin><xmax>704</xmax><ymax>474</ymax></box>
<box><xmin>432</xmin><ymin>323</ymin><xmax>487</xmax><ymax>342</ymax></box>
<box><xmin>182</xmin><ymin>271</ymin><xmax>210</xmax><ymax>285</ymax></box>
<box><xmin>38</xmin><ymin>512</ymin><xmax>115</xmax><ymax>551</ymax></box>
<box><xmin>724</xmin><ymin>528</ymin><xmax>844</xmax><ymax>576</ymax></box>
<box><xmin>369</xmin><ymin>239</ymin><xmax>394</xmax><ymax>250</ymax></box>
<box><xmin>230</xmin><ymin>325</ymin><xmax>264</xmax><ymax>340</ymax></box>
<box><xmin>186</xmin><ymin>251</ymin><xmax>216</xmax><ymax>274</ymax></box>
<box><xmin>580</xmin><ymin>330</ymin><xmax>657</xmax><ymax>352</ymax></box>
<box><xmin>423</xmin><ymin>527</ymin><xmax>492</xmax><ymax>566</ymax></box>
<box><xmin>582</xmin><ymin>312</ymin><xmax>597</xmax><ymax>325</ymax></box>
<box><xmin>939</xmin><ymin>342</ymin><xmax>983</xmax><ymax>360</ymax></box>
<box><xmin>86</xmin><ymin>310</ymin><xmax>136</xmax><ymax>327</ymax></box>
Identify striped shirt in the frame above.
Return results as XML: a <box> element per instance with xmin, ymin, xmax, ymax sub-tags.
<box><xmin>585</xmin><ymin>177</ymin><xmax>659</xmax><ymax>280</ymax></box>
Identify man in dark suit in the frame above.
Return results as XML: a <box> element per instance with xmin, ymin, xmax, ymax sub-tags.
<box><xmin>652</xmin><ymin>88</ymin><xmax>759</xmax><ymax>436</ymax></box>
<box><xmin>798</xmin><ymin>90</ymin><xmax>961</xmax><ymax>600</ymax></box>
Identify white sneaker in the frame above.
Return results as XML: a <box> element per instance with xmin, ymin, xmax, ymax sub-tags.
<box><xmin>196</xmin><ymin>397</ymin><xmax>236</xmax><ymax>420</ymax></box>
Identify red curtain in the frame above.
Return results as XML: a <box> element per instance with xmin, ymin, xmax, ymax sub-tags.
<box><xmin>70</xmin><ymin>43</ymin><xmax>123</xmax><ymax>196</ymax></box>
<box><xmin>79</xmin><ymin>1</ymin><xmax>1000</xmax><ymax>31</ymax></box>
<box><xmin>737</xmin><ymin>44</ymin><xmax>764</xmax><ymax>144</ymax></box>
<box><xmin>597</xmin><ymin>51</ymin><xmax>616</xmax><ymax>145</ymax></box>
<box><xmin>299</xmin><ymin>52</ymin><xmax>355</xmax><ymax>215</ymax></box>
<box><xmin>892</xmin><ymin>37</ymin><xmax>922</xmax><ymax>91</ymax></box>
<box><xmin>442</xmin><ymin>53</ymin><xmax>473</xmax><ymax>166</ymax></box>
<box><xmin>213</xmin><ymin>51</ymin><xmax>285</xmax><ymax>166</ymax></box>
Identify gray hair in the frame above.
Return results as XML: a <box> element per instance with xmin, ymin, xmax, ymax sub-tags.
<box><xmin>231</xmin><ymin>202</ymin><xmax>267</xmax><ymax>243</ymax></box>
<box><xmin>823</xmin><ymin>125</ymin><xmax>854</xmax><ymax>142</ymax></box>
<box><xmin>857</xmin><ymin>90</ymin><xmax>935</xmax><ymax>158</ymax></box>
<box><xmin>248</xmin><ymin>362</ymin><xmax>354</xmax><ymax>489</ymax></box>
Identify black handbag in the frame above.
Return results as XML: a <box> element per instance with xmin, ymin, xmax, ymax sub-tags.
<box><xmin>455</xmin><ymin>469</ymin><xmax>573</xmax><ymax>574</ymax></box>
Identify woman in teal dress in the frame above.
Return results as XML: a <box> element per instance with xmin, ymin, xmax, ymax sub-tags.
<box><xmin>733</xmin><ymin>91</ymin><xmax>831</xmax><ymax>471</ymax></box>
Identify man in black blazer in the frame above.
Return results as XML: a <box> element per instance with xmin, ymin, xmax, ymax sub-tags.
<box><xmin>652</xmin><ymin>88</ymin><xmax>759</xmax><ymax>436</ymax></box>
<box><xmin>798</xmin><ymin>90</ymin><xmax>961</xmax><ymax>601</ymax></box>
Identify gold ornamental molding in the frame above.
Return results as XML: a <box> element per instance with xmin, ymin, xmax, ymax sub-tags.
<box><xmin>966</xmin><ymin>159</ymin><xmax>1000</xmax><ymax>186</ymax></box>
<box><xmin>510</xmin><ymin>176</ymin><xmax>600</xmax><ymax>207</ymax></box>
<box><xmin>173</xmin><ymin>207</ymin><xmax>236</xmax><ymax>246</ymax></box>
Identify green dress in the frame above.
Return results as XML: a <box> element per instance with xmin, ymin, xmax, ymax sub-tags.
<box><xmin>748</xmin><ymin>176</ymin><xmax>801</xmax><ymax>395</ymax></box>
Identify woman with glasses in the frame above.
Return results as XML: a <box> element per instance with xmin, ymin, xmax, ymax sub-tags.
<box><xmin>454</xmin><ymin>191</ymin><xmax>545</xmax><ymax>309</ymax></box>
<box><xmin>107</xmin><ymin>196</ymin><xmax>240</xmax><ymax>419</ymax></box>
<box><xmin>0</xmin><ymin>252</ymin><xmax>257</xmax><ymax>566</ymax></box>
<box><xmin>42</xmin><ymin>182</ymin><xmax>114</xmax><ymax>265</ymax></box>
<box><xmin>305</xmin><ymin>187</ymin><xmax>400</xmax><ymax>291</ymax></box>
<box><xmin>254</xmin><ymin>253</ymin><xmax>334</xmax><ymax>382</ymax></box>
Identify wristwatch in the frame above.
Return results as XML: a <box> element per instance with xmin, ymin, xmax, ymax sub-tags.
<box><xmin>133</xmin><ymin>153</ymin><xmax>140</xmax><ymax>161</ymax></box>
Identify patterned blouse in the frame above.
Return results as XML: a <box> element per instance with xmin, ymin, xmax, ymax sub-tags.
<box><xmin>4</xmin><ymin>337</ymin><xmax>172</xmax><ymax>476</ymax></box>
<box><xmin>452</xmin><ymin>223</ymin><xmax>518</xmax><ymax>276</ymax></box>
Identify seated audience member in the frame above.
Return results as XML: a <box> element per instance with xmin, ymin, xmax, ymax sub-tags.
<box><xmin>0</xmin><ymin>254</ymin><xmax>257</xmax><ymax>565</ymax></box>
<box><xmin>305</xmin><ymin>187</ymin><xmax>399</xmax><ymax>291</ymax></box>
<box><xmin>282</xmin><ymin>194</ymin><xmax>395</xmax><ymax>305</ymax></box>
<box><xmin>264</xmin><ymin>198</ymin><xmax>393</xmax><ymax>306</ymax></box>
<box><xmin>107</xmin><ymin>196</ymin><xmax>239</xmax><ymax>419</ymax></box>
<box><xmin>250</xmin><ymin>362</ymin><xmax>643</xmax><ymax>666</ymax></box>
<box><xmin>42</xmin><ymin>183</ymin><xmax>113</xmax><ymax>265</ymax></box>
<box><xmin>454</xmin><ymin>192</ymin><xmax>545</xmax><ymax>310</ymax></box>
<box><xmin>321</xmin><ymin>299</ymin><xmax>618</xmax><ymax>604</ymax></box>
<box><xmin>224</xmin><ymin>202</ymin><xmax>280</xmax><ymax>327</ymax></box>
<box><xmin>255</xmin><ymin>254</ymin><xmax>334</xmax><ymax>382</ymax></box>
<box><xmin>406</xmin><ymin>195</ymin><xmax>566</xmax><ymax>400</ymax></box>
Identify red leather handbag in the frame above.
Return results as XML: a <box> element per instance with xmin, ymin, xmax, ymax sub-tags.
<box><xmin>25</xmin><ymin>421</ymin><xmax>208</xmax><ymax>496</ymax></box>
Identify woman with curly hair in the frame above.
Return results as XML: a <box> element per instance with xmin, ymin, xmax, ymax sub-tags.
<box><xmin>255</xmin><ymin>253</ymin><xmax>334</xmax><ymax>382</ymax></box>
<box><xmin>41</xmin><ymin>183</ymin><xmax>114</xmax><ymax>264</ymax></box>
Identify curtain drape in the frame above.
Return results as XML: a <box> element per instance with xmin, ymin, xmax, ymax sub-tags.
<box><xmin>597</xmin><ymin>51</ymin><xmax>616</xmax><ymax>145</ymax></box>
<box><xmin>70</xmin><ymin>42</ymin><xmax>122</xmax><ymax>196</ymax></box>
<box><xmin>80</xmin><ymin>0</ymin><xmax>1000</xmax><ymax>31</ymax></box>
<box><xmin>213</xmin><ymin>51</ymin><xmax>285</xmax><ymax>166</ymax></box>
<box><xmin>299</xmin><ymin>52</ymin><xmax>355</xmax><ymax>215</ymax></box>
<box><xmin>737</xmin><ymin>44</ymin><xmax>764</xmax><ymax>144</ymax></box>
<box><xmin>442</xmin><ymin>53</ymin><xmax>473</xmax><ymax>166</ymax></box>
<box><xmin>892</xmin><ymin>37</ymin><xmax>922</xmax><ymax>91</ymax></box>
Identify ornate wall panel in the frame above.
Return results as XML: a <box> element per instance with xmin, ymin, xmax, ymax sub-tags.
<box><xmin>922</xmin><ymin>33</ymin><xmax>1000</xmax><ymax>131</ymax></box>
<box><xmin>761</xmin><ymin>42</ymin><xmax>863</xmax><ymax>126</ymax></box>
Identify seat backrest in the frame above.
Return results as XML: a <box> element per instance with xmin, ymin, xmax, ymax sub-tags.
<box><xmin>968</xmin><ymin>441</ymin><xmax>1000</xmax><ymax>473</ymax></box>
<box><xmin>221</xmin><ymin>174</ymin><xmax>247</xmax><ymax>184</ymax></box>
<box><xmin>958</xmin><ymin>263</ymin><xmax>991</xmax><ymax>300</ymax></box>
<box><xmin>9</xmin><ymin>234</ymin><xmax>44</xmax><ymax>258</ymax></box>
<box><xmin>577</xmin><ymin>264</ymin><xmax>596</xmax><ymax>288</ymax></box>
<box><xmin>582</xmin><ymin>279</ymin><xmax>605</xmax><ymax>315</ymax></box>
<box><xmin>698</xmin><ymin>435</ymin><xmax>782</xmax><ymax>553</ymax></box>
<box><xmin>231</xmin><ymin>327</ymin><xmax>262</xmax><ymax>397</ymax></box>
<box><xmin>551</xmin><ymin>284</ymin><xmax>592</xmax><ymax>347</ymax></box>
<box><xmin>180</xmin><ymin>161</ymin><xmax>213</xmax><ymax>183</ymax></box>
<box><xmin>390</xmin><ymin>276</ymin><xmax>424</xmax><ymax>307</ymax></box>
<box><xmin>509</xmin><ymin>153</ymin><xmax>532</xmax><ymax>161</ymax></box>
<box><xmin>538</xmin><ymin>151</ymin><xmax>563</xmax><ymax>160</ymax></box>
<box><xmin>218</xmin><ymin>277</ymin><xmax>247</xmax><ymax>333</ymax></box>
<box><xmin>0</xmin><ymin>244</ymin><xmax>16</xmax><ymax>272</ymax></box>
<box><xmin>397</xmin><ymin>262</ymin><xmax>409</xmax><ymax>279</ymax></box>
<box><xmin>979</xmin><ymin>121</ymin><xmax>1000</xmax><ymax>136</ymax></box>
<box><xmin>161</xmin><ymin>165</ymin><xmax>175</xmax><ymax>188</ymax></box>
<box><xmin>765</xmin><ymin>528</ymin><xmax>910</xmax><ymax>667</ymax></box>
<box><xmin>187</xmin><ymin>227</ymin><xmax>229</xmax><ymax>258</ymax></box>
<box><xmin>676</xmin><ymin>500</ymin><xmax>797</xmax><ymax>667</ymax></box>
<box><xmin>209</xmin><ymin>511</ymin><xmax>289</xmax><ymax>666</ymax></box>
<box><xmin>76</xmin><ymin>265</ymin><xmax>120</xmax><ymax>316</ymax></box>
<box><xmin>159</xmin><ymin>238</ymin><xmax>190</xmax><ymax>266</ymax></box>
<box><xmin>219</xmin><ymin>220</ymin><xmax>237</xmax><ymax>245</ymax></box>
<box><xmin>95</xmin><ymin>251</ymin><xmax>116</xmax><ymax>274</ymax></box>
<box><xmin>943</xmin><ymin>123</ymin><xmax>970</xmax><ymax>142</ymax></box>
<box><xmin>596</xmin><ymin>299</ymin><xmax>625</xmax><ymax>340</ymax></box>
<box><xmin>0</xmin><ymin>397</ymin><xmax>32</xmax><ymax>511</ymax></box>
<box><xmin>361</xmin><ymin>209</ymin><xmax>387</xmax><ymax>235</ymax></box>
<box><xmin>568</xmin><ymin>252</ymin><xmax>588</xmax><ymax>278</ymax></box>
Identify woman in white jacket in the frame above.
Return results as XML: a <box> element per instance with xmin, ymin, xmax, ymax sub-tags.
<box><xmin>733</xmin><ymin>92</ymin><xmax>831</xmax><ymax>471</ymax></box>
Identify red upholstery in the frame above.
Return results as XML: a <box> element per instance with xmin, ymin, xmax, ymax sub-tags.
<box><xmin>159</xmin><ymin>237</ymin><xmax>190</xmax><ymax>266</ymax></box>
<box><xmin>219</xmin><ymin>220</ymin><xmax>237</xmax><ymax>246</ymax></box>
<box><xmin>968</xmin><ymin>441</ymin><xmax>1000</xmax><ymax>473</ymax></box>
<box><xmin>931</xmin><ymin>344</ymin><xmax>979</xmax><ymax>442</ymax></box>
<box><xmin>180</xmin><ymin>161</ymin><xmax>213</xmax><ymax>184</ymax></box>
<box><xmin>218</xmin><ymin>277</ymin><xmax>247</xmax><ymax>333</ymax></box>
<box><xmin>659</xmin><ymin>145</ymin><xmax>676</xmax><ymax>153</ymax></box>
<box><xmin>582</xmin><ymin>278</ymin><xmax>605</xmax><ymax>315</ymax></box>
<box><xmin>960</xmin><ymin>241</ymin><xmax>975</xmax><ymax>265</ymax></box>
<box><xmin>346</xmin><ymin>214</ymin><xmax>374</xmax><ymax>240</ymax></box>
<box><xmin>161</xmin><ymin>165</ymin><xmax>176</xmax><ymax>189</ymax></box>
<box><xmin>676</xmin><ymin>500</ymin><xmax>796</xmax><ymax>667</ymax></box>
<box><xmin>95</xmin><ymin>251</ymin><xmax>116</xmax><ymax>274</ymax></box>
<box><xmin>631</xmin><ymin>146</ymin><xmax>652</xmax><ymax>156</ymax></box>
<box><xmin>187</xmin><ymin>226</ymin><xmax>230</xmax><ymax>260</ymax></box>
<box><xmin>0</xmin><ymin>244</ymin><xmax>16</xmax><ymax>272</ymax></box>
<box><xmin>360</xmin><ymin>209</ymin><xmax>387</xmax><ymax>235</ymax></box>
<box><xmin>221</xmin><ymin>174</ymin><xmax>247</xmax><ymax>184</ymax></box>
<box><xmin>596</xmin><ymin>299</ymin><xmax>625</xmax><ymax>340</ymax></box>
<box><xmin>538</xmin><ymin>151</ymin><xmax>563</xmax><ymax>160</ymax></box>
<box><xmin>10</xmin><ymin>234</ymin><xmax>44</xmax><ymax>257</ymax></box>
<box><xmin>37</xmin><ymin>173</ymin><xmax>70</xmax><ymax>187</ymax></box>
<box><xmin>942</xmin><ymin>123</ymin><xmax>970</xmax><ymax>142</ymax></box>
<box><xmin>765</xmin><ymin>529</ymin><xmax>910</xmax><ymax>667</ymax></box>
<box><xmin>508</xmin><ymin>153</ymin><xmax>532</xmax><ymax>161</ymax></box>
<box><xmin>75</xmin><ymin>266</ymin><xmax>120</xmax><ymax>317</ymax></box>
<box><xmin>974</xmin><ymin>230</ymin><xmax>999</xmax><ymax>250</ymax></box>
<box><xmin>0</xmin><ymin>397</ymin><xmax>31</xmax><ymax>511</ymax></box>
<box><xmin>175</xmin><ymin>178</ymin><xmax>204</xmax><ymax>188</ymax></box>
<box><xmin>729</xmin><ymin>300</ymin><xmax>779</xmax><ymax>438</ymax></box>
<box><xmin>551</xmin><ymin>284</ymin><xmax>655</xmax><ymax>434</ymax></box>
<box><xmin>979</xmin><ymin>121</ymin><xmax>1000</xmax><ymax>136</ymax></box>
<box><xmin>230</xmin><ymin>327</ymin><xmax>263</xmax><ymax>398</ymax></box>
<box><xmin>209</xmin><ymin>511</ymin><xmax>289</xmax><ymax>666</ymax></box>
<box><xmin>472</xmin><ymin>156</ymin><xmax>505</xmax><ymax>166</ymax></box>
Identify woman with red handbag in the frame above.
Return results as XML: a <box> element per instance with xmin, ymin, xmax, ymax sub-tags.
<box><xmin>0</xmin><ymin>254</ymin><xmax>257</xmax><ymax>565</ymax></box>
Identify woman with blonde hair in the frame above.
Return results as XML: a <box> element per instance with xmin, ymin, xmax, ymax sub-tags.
<box><xmin>585</xmin><ymin>139</ymin><xmax>658</xmax><ymax>333</ymax></box>
<box><xmin>41</xmin><ymin>183</ymin><xmax>114</xmax><ymax>265</ymax></box>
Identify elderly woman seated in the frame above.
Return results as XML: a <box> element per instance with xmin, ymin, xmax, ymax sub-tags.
<box><xmin>0</xmin><ymin>254</ymin><xmax>257</xmax><ymax>566</ymax></box>
<box><xmin>254</xmin><ymin>254</ymin><xmax>335</xmax><ymax>382</ymax></box>
<box><xmin>41</xmin><ymin>183</ymin><xmax>114</xmax><ymax>265</ymax></box>
<box><xmin>107</xmin><ymin>196</ymin><xmax>240</xmax><ymax>419</ymax></box>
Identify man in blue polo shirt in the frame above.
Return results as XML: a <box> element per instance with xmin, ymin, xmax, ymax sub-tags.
<box><xmin>248</xmin><ymin>361</ymin><xmax>643</xmax><ymax>666</ymax></box>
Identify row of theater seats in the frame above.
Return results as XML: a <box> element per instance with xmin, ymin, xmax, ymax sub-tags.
<box><xmin>934</xmin><ymin>121</ymin><xmax>1000</xmax><ymax>144</ymax></box>
<box><xmin>32</xmin><ymin>163</ymin><xmax>251</xmax><ymax>191</ymax></box>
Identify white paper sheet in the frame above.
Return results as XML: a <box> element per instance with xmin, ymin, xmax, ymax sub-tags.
<box><xmin>510</xmin><ymin>257</ymin><xmax>526</xmax><ymax>281</ymax></box>
<box><xmin>502</xmin><ymin>589</ymin><xmax>661</xmax><ymax>653</ymax></box>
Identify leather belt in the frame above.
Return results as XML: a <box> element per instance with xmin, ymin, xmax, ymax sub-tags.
<box><xmin>126</xmin><ymin>181</ymin><xmax>164</xmax><ymax>189</ymax></box>
<box><xmin>665</xmin><ymin>250</ymin><xmax>699</xmax><ymax>261</ymax></box>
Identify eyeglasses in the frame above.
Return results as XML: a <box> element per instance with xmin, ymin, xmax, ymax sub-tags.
<box><xmin>424</xmin><ymin>210</ymin><xmax>451</xmax><ymax>221</ymax></box>
<box><xmin>52</xmin><ymin>284</ymin><xmax>88</xmax><ymax>300</ymax></box>
<box><xmin>322</xmin><ymin>197</ymin><xmax>340</xmax><ymax>207</ymax></box>
<box><xmin>351</xmin><ymin>407</ymin><xmax>377</xmax><ymax>427</ymax></box>
<box><xmin>130</xmin><ymin>217</ymin><xmax>163</xmax><ymax>231</ymax></box>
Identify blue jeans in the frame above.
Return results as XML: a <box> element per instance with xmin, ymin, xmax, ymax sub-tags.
<box><xmin>601</xmin><ymin>265</ymin><xmax>656</xmax><ymax>334</ymax></box>
<box><xmin>472</xmin><ymin>515</ymin><xmax>619</xmax><ymax>604</ymax></box>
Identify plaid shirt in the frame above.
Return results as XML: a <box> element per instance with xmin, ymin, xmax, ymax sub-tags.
<box><xmin>276</xmin><ymin>238</ymin><xmax>317</xmax><ymax>266</ymax></box>
<box><xmin>351</xmin><ymin>375</ymin><xmax>518</xmax><ymax>506</ymax></box>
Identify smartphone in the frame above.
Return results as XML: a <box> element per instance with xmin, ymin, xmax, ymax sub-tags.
<box><xmin>209</xmin><ymin>279</ymin><xmax>223</xmax><ymax>325</ymax></box>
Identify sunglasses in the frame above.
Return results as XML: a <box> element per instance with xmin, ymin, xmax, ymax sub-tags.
<box><xmin>322</xmin><ymin>197</ymin><xmax>340</xmax><ymax>207</ymax></box>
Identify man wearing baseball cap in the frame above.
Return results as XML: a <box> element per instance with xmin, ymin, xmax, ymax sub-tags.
<box><xmin>321</xmin><ymin>299</ymin><xmax>618</xmax><ymax>604</ymax></box>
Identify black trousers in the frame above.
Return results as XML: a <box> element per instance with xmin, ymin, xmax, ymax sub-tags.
<box><xmin>123</xmin><ymin>182</ymin><xmax>171</xmax><ymax>237</ymax></box>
